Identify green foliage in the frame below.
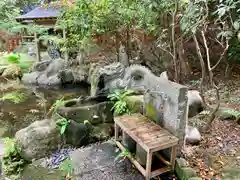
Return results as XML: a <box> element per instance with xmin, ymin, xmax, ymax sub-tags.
<box><xmin>48</xmin><ymin>97</ymin><xmax>66</xmax><ymax>115</ymax></box>
<box><xmin>223</xmin><ymin>109</ymin><xmax>240</xmax><ymax>119</ymax></box>
<box><xmin>59</xmin><ymin>157</ymin><xmax>74</xmax><ymax>176</ymax></box>
<box><xmin>0</xmin><ymin>0</ymin><xmax>20</xmax><ymax>22</ymax></box>
<box><xmin>56</xmin><ymin>118</ymin><xmax>69</xmax><ymax>135</ymax></box>
<box><xmin>0</xmin><ymin>52</ymin><xmax>35</xmax><ymax>73</ymax></box>
<box><xmin>0</xmin><ymin>91</ymin><xmax>26</xmax><ymax>104</ymax></box>
<box><xmin>114</xmin><ymin>149</ymin><xmax>132</xmax><ymax>163</ymax></box>
<box><xmin>55</xmin><ymin>0</ymin><xmax>163</xmax><ymax>51</ymax></box>
<box><xmin>230</xmin><ymin>97</ymin><xmax>240</xmax><ymax>102</ymax></box>
<box><xmin>6</xmin><ymin>53</ymin><xmax>20</xmax><ymax>63</ymax></box>
<box><xmin>2</xmin><ymin>137</ymin><xmax>27</xmax><ymax>178</ymax></box>
<box><xmin>180</xmin><ymin>0</ymin><xmax>207</xmax><ymax>34</ymax></box>
<box><xmin>0</xmin><ymin>0</ymin><xmax>49</xmax><ymax>35</ymax></box>
<box><xmin>180</xmin><ymin>0</ymin><xmax>240</xmax><ymax>69</ymax></box>
<box><xmin>108</xmin><ymin>89</ymin><xmax>135</xmax><ymax>116</ymax></box>
<box><xmin>2</xmin><ymin>137</ymin><xmax>18</xmax><ymax>157</ymax></box>
<box><xmin>190</xmin><ymin>79</ymin><xmax>201</xmax><ymax>86</ymax></box>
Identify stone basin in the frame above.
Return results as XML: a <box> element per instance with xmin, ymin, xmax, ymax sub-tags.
<box><xmin>56</xmin><ymin>96</ymin><xmax>114</xmax><ymax>125</ymax></box>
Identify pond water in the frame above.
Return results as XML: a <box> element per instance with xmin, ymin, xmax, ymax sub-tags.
<box><xmin>0</xmin><ymin>77</ymin><xmax>90</xmax><ymax>138</ymax></box>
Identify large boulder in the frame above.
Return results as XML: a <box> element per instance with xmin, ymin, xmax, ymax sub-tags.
<box><xmin>64</xmin><ymin>120</ymin><xmax>92</xmax><ymax>146</ymax></box>
<box><xmin>30</xmin><ymin>60</ymin><xmax>52</xmax><ymax>72</ymax></box>
<box><xmin>22</xmin><ymin>58</ymin><xmax>88</xmax><ymax>86</ymax></box>
<box><xmin>89</xmin><ymin>62</ymin><xmax>125</xmax><ymax>97</ymax></box>
<box><xmin>187</xmin><ymin>90</ymin><xmax>204</xmax><ymax>118</ymax></box>
<box><xmin>1</xmin><ymin>64</ymin><xmax>22</xmax><ymax>79</ymax></box>
<box><xmin>186</xmin><ymin>125</ymin><xmax>202</xmax><ymax>144</ymax></box>
<box><xmin>15</xmin><ymin>119</ymin><xmax>61</xmax><ymax>161</ymax></box>
<box><xmin>22</xmin><ymin>58</ymin><xmax>65</xmax><ymax>86</ymax></box>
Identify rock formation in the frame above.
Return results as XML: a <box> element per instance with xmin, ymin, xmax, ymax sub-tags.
<box><xmin>22</xmin><ymin>58</ymin><xmax>88</xmax><ymax>86</ymax></box>
<box><xmin>15</xmin><ymin>119</ymin><xmax>61</xmax><ymax>161</ymax></box>
<box><xmin>90</xmin><ymin>63</ymin><xmax>204</xmax><ymax>118</ymax></box>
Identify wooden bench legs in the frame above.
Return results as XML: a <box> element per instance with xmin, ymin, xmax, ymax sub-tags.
<box><xmin>170</xmin><ymin>146</ymin><xmax>177</xmax><ymax>169</ymax></box>
<box><xmin>114</xmin><ymin>123</ymin><xmax>178</xmax><ymax>180</ymax></box>
<box><xmin>146</xmin><ymin>152</ymin><xmax>153</xmax><ymax>180</ymax></box>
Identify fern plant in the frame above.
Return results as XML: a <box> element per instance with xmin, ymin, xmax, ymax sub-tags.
<box><xmin>47</xmin><ymin>97</ymin><xmax>66</xmax><ymax>117</ymax></box>
<box><xmin>108</xmin><ymin>89</ymin><xmax>135</xmax><ymax>116</ymax></box>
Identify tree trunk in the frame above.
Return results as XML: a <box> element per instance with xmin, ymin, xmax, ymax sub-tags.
<box><xmin>126</xmin><ymin>25</ymin><xmax>132</xmax><ymax>63</ymax></box>
<box><xmin>171</xmin><ymin>0</ymin><xmax>179</xmax><ymax>82</ymax></box>
<box><xmin>193</xmin><ymin>34</ymin><xmax>207</xmax><ymax>106</ymax></box>
<box><xmin>115</xmin><ymin>30</ymin><xmax>120</xmax><ymax>62</ymax></box>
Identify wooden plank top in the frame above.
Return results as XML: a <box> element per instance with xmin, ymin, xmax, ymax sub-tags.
<box><xmin>114</xmin><ymin>113</ymin><xmax>179</xmax><ymax>153</ymax></box>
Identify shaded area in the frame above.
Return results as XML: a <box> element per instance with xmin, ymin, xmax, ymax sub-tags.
<box><xmin>70</xmin><ymin>140</ymin><xmax>177</xmax><ymax>180</ymax></box>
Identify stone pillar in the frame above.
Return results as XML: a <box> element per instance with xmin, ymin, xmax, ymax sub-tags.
<box><xmin>62</xmin><ymin>28</ymin><xmax>68</xmax><ymax>61</ymax></box>
<box><xmin>34</xmin><ymin>32</ymin><xmax>41</xmax><ymax>62</ymax></box>
<box><xmin>143</xmin><ymin>81</ymin><xmax>188</xmax><ymax>157</ymax></box>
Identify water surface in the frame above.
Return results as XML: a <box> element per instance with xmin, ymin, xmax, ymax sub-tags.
<box><xmin>0</xmin><ymin>77</ymin><xmax>90</xmax><ymax>137</ymax></box>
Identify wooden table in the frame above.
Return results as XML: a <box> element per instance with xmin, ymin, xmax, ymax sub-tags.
<box><xmin>114</xmin><ymin>113</ymin><xmax>179</xmax><ymax>180</ymax></box>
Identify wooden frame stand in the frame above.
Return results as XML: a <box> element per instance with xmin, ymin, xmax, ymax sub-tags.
<box><xmin>114</xmin><ymin>114</ymin><xmax>179</xmax><ymax>180</ymax></box>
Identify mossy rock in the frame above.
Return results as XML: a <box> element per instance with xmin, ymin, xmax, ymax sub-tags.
<box><xmin>64</xmin><ymin>120</ymin><xmax>92</xmax><ymax>147</ymax></box>
<box><xmin>179</xmin><ymin>168</ymin><xmax>197</xmax><ymax>180</ymax></box>
<box><xmin>1</xmin><ymin>64</ymin><xmax>22</xmax><ymax>79</ymax></box>
<box><xmin>175</xmin><ymin>158</ymin><xmax>199</xmax><ymax>180</ymax></box>
<box><xmin>124</xmin><ymin>95</ymin><xmax>144</xmax><ymax>113</ymax></box>
<box><xmin>145</xmin><ymin>102</ymin><xmax>158</xmax><ymax>123</ymax></box>
<box><xmin>91</xmin><ymin>123</ymin><xmax>114</xmax><ymax>141</ymax></box>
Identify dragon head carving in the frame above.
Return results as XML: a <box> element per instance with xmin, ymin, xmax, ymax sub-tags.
<box><xmin>118</xmin><ymin>64</ymin><xmax>169</xmax><ymax>92</ymax></box>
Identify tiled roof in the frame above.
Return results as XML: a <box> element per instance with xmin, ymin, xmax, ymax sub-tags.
<box><xmin>16</xmin><ymin>6</ymin><xmax>60</xmax><ymax>21</ymax></box>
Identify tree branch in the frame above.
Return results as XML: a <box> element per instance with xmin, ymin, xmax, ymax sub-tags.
<box><xmin>193</xmin><ymin>34</ymin><xmax>206</xmax><ymax>105</ymax></box>
<box><xmin>157</xmin><ymin>45</ymin><xmax>174</xmax><ymax>58</ymax></box>
<box><xmin>211</xmin><ymin>41</ymin><xmax>229</xmax><ymax>71</ymax></box>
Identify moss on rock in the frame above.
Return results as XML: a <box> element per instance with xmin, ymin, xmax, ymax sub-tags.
<box><xmin>175</xmin><ymin>158</ymin><xmax>200</xmax><ymax>180</ymax></box>
<box><xmin>145</xmin><ymin>103</ymin><xmax>158</xmax><ymax>123</ymax></box>
<box><xmin>124</xmin><ymin>95</ymin><xmax>144</xmax><ymax>113</ymax></box>
<box><xmin>90</xmin><ymin>123</ymin><xmax>114</xmax><ymax>141</ymax></box>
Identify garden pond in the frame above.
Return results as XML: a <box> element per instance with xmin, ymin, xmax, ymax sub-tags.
<box><xmin>0</xmin><ymin>77</ymin><xmax>90</xmax><ymax>138</ymax></box>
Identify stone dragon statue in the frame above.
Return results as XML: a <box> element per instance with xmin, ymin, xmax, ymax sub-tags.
<box><xmin>117</xmin><ymin>64</ymin><xmax>204</xmax><ymax>118</ymax></box>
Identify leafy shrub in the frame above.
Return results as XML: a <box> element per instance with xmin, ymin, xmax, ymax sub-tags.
<box><xmin>2</xmin><ymin>137</ymin><xmax>27</xmax><ymax>179</ymax></box>
<box><xmin>56</xmin><ymin>118</ymin><xmax>69</xmax><ymax>135</ymax></box>
<box><xmin>108</xmin><ymin>89</ymin><xmax>135</xmax><ymax>116</ymax></box>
